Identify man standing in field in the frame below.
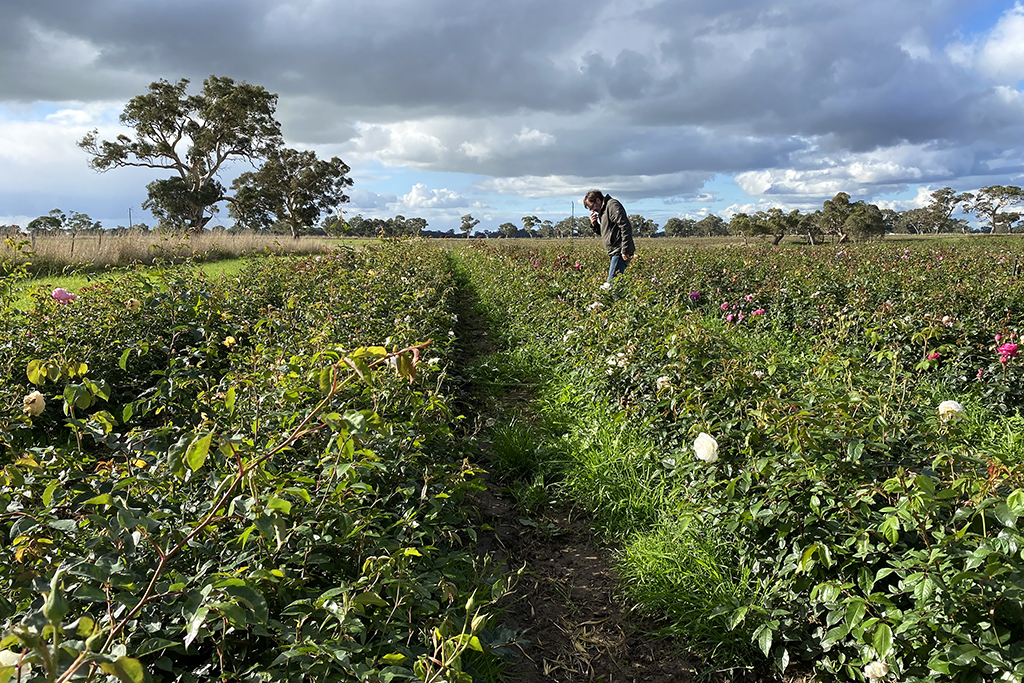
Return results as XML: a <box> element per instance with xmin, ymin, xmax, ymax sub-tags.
<box><xmin>584</xmin><ymin>190</ymin><xmax>636</xmax><ymax>283</ymax></box>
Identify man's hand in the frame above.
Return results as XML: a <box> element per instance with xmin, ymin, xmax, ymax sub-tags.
<box><xmin>590</xmin><ymin>210</ymin><xmax>599</xmax><ymax>226</ymax></box>
<box><xmin>622</xmin><ymin>252</ymin><xmax>634</xmax><ymax>262</ymax></box>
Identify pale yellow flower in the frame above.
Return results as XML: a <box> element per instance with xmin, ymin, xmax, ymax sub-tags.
<box><xmin>864</xmin><ymin>661</ymin><xmax>889</xmax><ymax>681</ymax></box>
<box><xmin>222</xmin><ymin>336</ymin><xmax>237</xmax><ymax>348</ymax></box>
<box><xmin>126</xmin><ymin>298</ymin><xmax>142</xmax><ymax>311</ymax></box>
<box><xmin>23</xmin><ymin>391</ymin><xmax>45</xmax><ymax>416</ymax></box>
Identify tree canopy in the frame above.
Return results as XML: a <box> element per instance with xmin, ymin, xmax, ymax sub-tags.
<box><xmin>79</xmin><ymin>76</ymin><xmax>283</xmax><ymax>231</ymax></box>
<box><xmin>230</xmin><ymin>148</ymin><xmax>353</xmax><ymax>239</ymax></box>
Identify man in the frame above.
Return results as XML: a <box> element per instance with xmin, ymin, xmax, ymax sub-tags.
<box><xmin>584</xmin><ymin>190</ymin><xmax>636</xmax><ymax>283</ymax></box>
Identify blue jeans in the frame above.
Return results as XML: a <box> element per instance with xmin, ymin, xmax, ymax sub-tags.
<box><xmin>607</xmin><ymin>254</ymin><xmax>629</xmax><ymax>282</ymax></box>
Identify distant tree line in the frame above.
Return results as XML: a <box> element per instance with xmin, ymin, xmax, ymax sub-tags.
<box><xmin>723</xmin><ymin>186</ymin><xmax>1024</xmax><ymax>245</ymax></box>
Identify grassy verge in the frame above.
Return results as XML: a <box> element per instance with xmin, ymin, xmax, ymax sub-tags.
<box><xmin>8</xmin><ymin>257</ymin><xmax>253</xmax><ymax>309</ymax></box>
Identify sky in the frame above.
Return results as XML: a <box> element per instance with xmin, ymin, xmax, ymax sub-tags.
<box><xmin>1</xmin><ymin>0</ymin><xmax>1023</xmax><ymax>233</ymax></box>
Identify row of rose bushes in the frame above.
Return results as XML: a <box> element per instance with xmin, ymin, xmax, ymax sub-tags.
<box><xmin>454</xmin><ymin>238</ymin><xmax>1024</xmax><ymax>682</ymax></box>
<box><xmin>0</xmin><ymin>243</ymin><xmax>501</xmax><ymax>682</ymax></box>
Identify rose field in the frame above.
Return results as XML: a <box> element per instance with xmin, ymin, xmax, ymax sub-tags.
<box><xmin>3</xmin><ymin>237</ymin><xmax>1024</xmax><ymax>682</ymax></box>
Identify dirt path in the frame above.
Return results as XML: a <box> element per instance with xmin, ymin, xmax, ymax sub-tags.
<box><xmin>449</xmin><ymin>267</ymin><xmax>696</xmax><ymax>682</ymax></box>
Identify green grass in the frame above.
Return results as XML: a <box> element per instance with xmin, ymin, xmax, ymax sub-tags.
<box><xmin>7</xmin><ymin>257</ymin><xmax>252</xmax><ymax>309</ymax></box>
<box><xmin>618</xmin><ymin>518</ymin><xmax>765</xmax><ymax>664</ymax></box>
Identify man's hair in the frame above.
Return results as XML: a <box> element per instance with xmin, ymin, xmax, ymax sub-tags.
<box><xmin>584</xmin><ymin>190</ymin><xmax>604</xmax><ymax>209</ymax></box>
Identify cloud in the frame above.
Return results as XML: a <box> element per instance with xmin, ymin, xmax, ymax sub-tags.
<box><xmin>948</xmin><ymin>4</ymin><xmax>1024</xmax><ymax>84</ymax></box>
<box><xmin>400</xmin><ymin>183</ymin><xmax>469</xmax><ymax>209</ymax></box>
<box><xmin>347</xmin><ymin>189</ymin><xmax>397</xmax><ymax>212</ymax></box>
<box><xmin>477</xmin><ymin>170</ymin><xmax>711</xmax><ymax>200</ymax></box>
<box><xmin>1</xmin><ymin>0</ymin><xmax>1024</xmax><ymax>229</ymax></box>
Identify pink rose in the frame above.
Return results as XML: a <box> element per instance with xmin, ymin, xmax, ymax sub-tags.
<box><xmin>52</xmin><ymin>288</ymin><xmax>76</xmax><ymax>304</ymax></box>
<box><xmin>928</xmin><ymin>352</ymin><xmax>941</xmax><ymax>360</ymax></box>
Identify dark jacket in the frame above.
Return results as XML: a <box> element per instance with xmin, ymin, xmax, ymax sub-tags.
<box><xmin>590</xmin><ymin>195</ymin><xmax>635</xmax><ymax>257</ymax></box>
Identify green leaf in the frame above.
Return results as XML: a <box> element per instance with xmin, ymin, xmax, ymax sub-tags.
<box><xmin>928</xmin><ymin>655</ymin><xmax>951</xmax><ymax>674</ymax></box>
<box><xmin>267</xmin><ymin>496</ymin><xmax>292</xmax><ymax>515</ymax></box>
<box><xmin>184</xmin><ymin>606</ymin><xmax>209</xmax><ymax>648</ymax></box>
<box><xmin>879</xmin><ymin>516</ymin><xmax>900</xmax><ymax>544</ymax></box>
<box><xmin>846</xmin><ymin>599</ymin><xmax>866</xmax><ymax>628</ymax></box>
<box><xmin>353</xmin><ymin>592</ymin><xmax>388</xmax><ymax>607</ymax></box>
<box><xmin>211</xmin><ymin>601</ymin><xmax>248</xmax><ymax>627</ymax></box>
<box><xmin>1008</xmin><ymin>489</ymin><xmax>1024</xmax><ymax>514</ymax></box>
<box><xmin>42</xmin><ymin>481</ymin><xmax>59</xmax><ymax>507</ymax></box>
<box><xmin>187</xmin><ymin>433</ymin><xmax>213</xmax><ymax>472</ymax></box>
<box><xmin>873</xmin><ymin>623</ymin><xmax>893</xmax><ymax>659</ymax></box>
<box><xmin>119</xmin><ymin>348</ymin><xmax>132</xmax><ymax>371</ymax></box>
<box><xmin>949</xmin><ymin>643</ymin><xmax>981</xmax><ymax>666</ymax></box>
<box><xmin>99</xmin><ymin>657</ymin><xmax>145</xmax><ymax>683</ymax></box>
<box><xmin>914</xmin><ymin>474</ymin><xmax>936</xmax><ymax>496</ymax></box>
<box><xmin>728</xmin><ymin>605</ymin><xmax>748</xmax><ymax>630</ymax></box>
<box><xmin>83</xmin><ymin>493</ymin><xmax>113</xmax><ymax>505</ymax></box>
<box><xmin>754</xmin><ymin>625</ymin><xmax>773</xmax><ymax>657</ymax></box>
<box><xmin>318</xmin><ymin>367</ymin><xmax>333</xmax><ymax>393</ymax></box>
<box><xmin>225</xmin><ymin>385</ymin><xmax>237</xmax><ymax>414</ymax></box>
<box><xmin>993</xmin><ymin>502</ymin><xmax>1017</xmax><ymax>527</ymax></box>
<box><xmin>26</xmin><ymin>359</ymin><xmax>46</xmax><ymax>385</ymax></box>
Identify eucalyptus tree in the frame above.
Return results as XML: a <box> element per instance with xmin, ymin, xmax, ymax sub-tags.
<box><xmin>927</xmin><ymin>187</ymin><xmax>971</xmax><ymax>230</ymax></box>
<box><xmin>79</xmin><ymin>76</ymin><xmax>283</xmax><ymax>231</ymax></box>
<box><xmin>663</xmin><ymin>217</ymin><xmax>697</xmax><ymax>237</ymax></box>
<box><xmin>961</xmin><ymin>186</ymin><xmax>1024</xmax><ymax>234</ymax></box>
<box><xmin>459</xmin><ymin>214</ymin><xmax>480</xmax><ymax>237</ymax></box>
<box><xmin>629</xmin><ymin>214</ymin><xmax>659</xmax><ymax>237</ymax></box>
<box><xmin>695</xmin><ymin>214</ymin><xmax>727</xmax><ymax>237</ymax></box>
<box><xmin>521</xmin><ymin>215</ymin><xmax>540</xmax><ymax>237</ymax></box>
<box><xmin>230</xmin><ymin>148</ymin><xmax>352</xmax><ymax>239</ymax></box>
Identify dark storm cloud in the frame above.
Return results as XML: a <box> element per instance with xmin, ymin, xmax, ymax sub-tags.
<box><xmin>1</xmin><ymin>0</ymin><xmax>1022</xmax><ymax>204</ymax></box>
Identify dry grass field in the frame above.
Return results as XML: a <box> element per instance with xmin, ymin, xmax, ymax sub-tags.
<box><xmin>2</xmin><ymin>230</ymin><xmax>334</xmax><ymax>274</ymax></box>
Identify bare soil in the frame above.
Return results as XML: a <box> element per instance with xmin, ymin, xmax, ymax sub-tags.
<box><xmin>472</xmin><ymin>484</ymin><xmax>696</xmax><ymax>682</ymax></box>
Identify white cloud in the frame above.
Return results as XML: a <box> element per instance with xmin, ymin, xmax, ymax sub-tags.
<box><xmin>478</xmin><ymin>171</ymin><xmax>710</xmax><ymax>200</ymax></box>
<box><xmin>735</xmin><ymin>142</ymin><xmax>975</xmax><ymax>199</ymax></box>
<box><xmin>350</xmin><ymin>121</ymin><xmax>448</xmax><ymax>166</ymax></box>
<box><xmin>400</xmin><ymin>183</ymin><xmax>469</xmax><ymax>209</ymax></box>
<box><xmin>977</xmin><ymin>4</ymin><xmax>1024</xmax><ymax>83</ymax></box>
<box><xmin>946</xmin><ymin>4</ymin><xmax>1024</xmax><ymax>84</ymax></box>
<box><xmin>514</xmin><ymin>127</ymin><xmax>555</xmax><ymax>146</ymax></box>
<box><xmin>875</xmin><ymin>186</ymin><xmax>934</xmax><ymax>211</ymax></box>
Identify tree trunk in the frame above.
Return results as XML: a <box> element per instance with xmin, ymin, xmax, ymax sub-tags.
<box><xmin>772</xmin><ymin>233</ymin><xmax>783</xmax><ymax>246</ymax></box>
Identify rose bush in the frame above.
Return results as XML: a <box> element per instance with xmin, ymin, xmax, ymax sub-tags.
<box><xmin>454</xmin><ymin>238</ymin><xmax>1024</xmax><ymax>681</ymax></box>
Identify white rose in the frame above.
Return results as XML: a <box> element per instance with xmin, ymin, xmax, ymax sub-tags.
<box><xmin>937</xmin><ymin>400</ymin><xmax>964</xmax><ymax>422</ymax></box>
<box><xmin>864</xmin><ymin>661</ymin><xmax>889</xmax><ymax>681</ymax></box>
<box><xmin>656</xmin><ymin>376</ymin><xmax>671</xmax><ymax>390</ymax></box>
<box><xmin>23</xmin><ymin>391</ymin><xmax>45</xmax><ymax>416</ymax></box>
<box><xmin>600</xmin><ymin>282</ymin><xmax>612</xmax><ymax>291</ymax></box>
<box><xmin>694</xmin><ymin>433</ymin><xmax>719</xmax><ymax>463</ymax></box>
